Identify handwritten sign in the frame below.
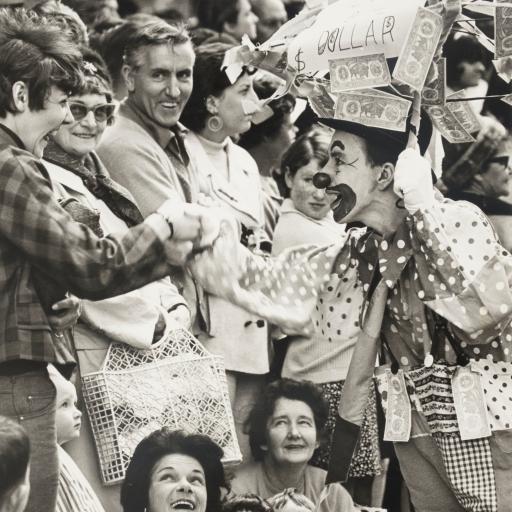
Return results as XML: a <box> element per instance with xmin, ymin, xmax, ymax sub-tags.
<box><xmin>287</xmin><ymin>0</ymin><xmax>424</xmax><ymax>75</ymax></box>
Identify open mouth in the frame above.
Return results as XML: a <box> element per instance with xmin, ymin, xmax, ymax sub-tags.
<box><xmin>170</xmin><ymin>499</ymin><xmax>195</xmax><ymax>510</ymax></box>
<box><xmin>72</xmin><ymin>133</ymin><xmax>96</xmax><ymax>139</ymax></box>
<box><xmin>284</xmin><ymin>444</ymin><xmax>306</xmax><ymax>450</ymax></box>
<box><xmin>326</xmin><ymin>184</ymin><xmax>357</xmax><ymax>222</ymax></box>
<box><xmin>161</xmin><ymin>102</ymin><xmax>179</xmax><ymax>110</ymax></box>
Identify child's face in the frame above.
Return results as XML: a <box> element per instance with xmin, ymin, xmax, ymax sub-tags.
<box><xmin>54</xmin><ymin>379</ymin><xmax>82</xmax><ymax>445</ymax></box>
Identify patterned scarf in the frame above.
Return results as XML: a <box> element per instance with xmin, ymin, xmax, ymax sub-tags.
<box><xmin>44</xmin><ymin>139</ymin><xmax>143</xmax><ymax>227</ymax></box>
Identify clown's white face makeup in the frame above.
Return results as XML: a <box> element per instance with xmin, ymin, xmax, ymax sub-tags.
<box><xmin>322</xmin><ymin>131</ymin><xmax>379</xmax><ymax>223</ymax></box>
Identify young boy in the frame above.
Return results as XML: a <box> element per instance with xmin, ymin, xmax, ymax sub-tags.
<box><xmin>48</xmin><ymin>366</ymin><xmax>105</xmax><ymax>512</ymax></box>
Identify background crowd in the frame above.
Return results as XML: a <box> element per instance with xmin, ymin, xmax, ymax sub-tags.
<box><xmin>0</xmin><ymin>1</ymin><xmax>511</xmax><ymax>512</ymax></box>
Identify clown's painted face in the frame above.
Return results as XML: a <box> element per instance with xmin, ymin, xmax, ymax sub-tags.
<box><xmin>319</xmin><ymin>130</ymin><xmax>379</xmax><ymax>223</ymax></box>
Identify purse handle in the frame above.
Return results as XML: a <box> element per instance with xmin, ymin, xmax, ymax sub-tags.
<box><xmin>99</xmin><ymin>307</ymin><xmax>211</xmax><ymax>373</ymax></box>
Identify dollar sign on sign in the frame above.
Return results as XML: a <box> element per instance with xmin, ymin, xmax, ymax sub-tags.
<box><xmin>295</xmin><ymin>48</ymin><xmax>305</xmax><ymax>72</ymax></box>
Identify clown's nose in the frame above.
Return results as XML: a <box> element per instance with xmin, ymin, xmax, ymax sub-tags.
<box><xmin>313</xmin><ymin>172</ymin><xmax>332</xmax><ymax>189</ymax></box>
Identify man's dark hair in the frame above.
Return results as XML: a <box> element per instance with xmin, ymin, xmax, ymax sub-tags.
<box><xmin>122</xmin><ymin>18</ymin><xmax>191</xmax><ymax>70</ymax></box>
<box><xmin>196</xmin><ymin>0</ymin><xmax>241</xmax><ymax>34</ymax></box>
<box><xmin>91</xmin><ymin>14</ymin><xmax>156</xmax><ymax>90</ymax></box>
<box><xmin>244</xmin><ymin>378</ymin><xmax>329</xmax><ymax>461</ymax></box>
<box><xmin>238</xmin><ymin>74</ymin><xmax>296</xmax><ymax>150</ymax></box>
<box><xmin>0</xmin><ymin>416</ymin><xmax>30</xmax><ymax>504</ymax></box>
<box><xmin>0</xmin><ymin>7</ymin><xmax>83</xmax><ymax>117</ymax></box>
<box><xmin>121</xmin><ymin>428</ymin><xmax>227</xmax><ymax>512</ymax></box>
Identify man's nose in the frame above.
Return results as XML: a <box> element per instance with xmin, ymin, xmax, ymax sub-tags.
<box><xmin>165</xmin><ymin>77</ymin><xmax>180</xmax><ymax>97</ymax></box>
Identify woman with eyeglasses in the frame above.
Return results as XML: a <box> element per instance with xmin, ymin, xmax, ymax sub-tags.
<box><xmin>42</xmin><ymin>50</ymin><xmax>191</xmax><ymax>512</ymax></box>
<box><xmin>443</xmin><ymin>117</ymin><xmax>512</xmax><ymax>251</ymax></box>
<box><xmin>180</xmin><ymin>42</ymin><xmax>269</xmax><ymax>461</ymax></box>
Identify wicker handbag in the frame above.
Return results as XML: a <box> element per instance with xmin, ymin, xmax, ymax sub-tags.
<box><xmin>81</xmin><ymin>327</ymin><xmax>242</xmax><ymax>485</ymax></box>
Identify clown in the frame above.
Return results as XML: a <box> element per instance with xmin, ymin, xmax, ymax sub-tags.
<box><xmin>191</xmin><ymin>113</ymin><xmax>512</xmax><ymax>511</ymax></box>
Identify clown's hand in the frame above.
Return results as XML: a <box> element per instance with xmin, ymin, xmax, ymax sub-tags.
<box><xmin>393</xmin><ymin>148</ymin><xmax>435</xmax><ymax>214</ymax></box>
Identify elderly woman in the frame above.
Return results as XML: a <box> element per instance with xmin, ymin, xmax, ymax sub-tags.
<box><xmin>180</xmin><ymin>42</ymin><xmax>269</xmax><ymax>459</ymax></box>
<box><xmin>230</xmin><ymin>379</ymin><xmax>357</xmax><ymax>512</ymax></box>
<box><xmin>122</xmin><ymin>429</ymin><xmax>227</xmax><ymax>512</ymax></box>
<box><xmin>443</xmin><ymin>117</ymin><xmax>512</xmax><ymax>250</ymax></box>
<box><xmin>42</xmin><ymin>53</ymin><xmax>190</xmax><ymax>512</ymax></box>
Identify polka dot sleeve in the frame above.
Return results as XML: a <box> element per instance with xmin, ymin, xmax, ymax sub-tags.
<box><xmin>408</xmin><ymin>197</ymin><xmax>512</xmax><ymax>336</ymax></box>
<box><xmin>188</xmin><ymin>218</ymin><xmax>351</xmax><ymax>334</ymax></box>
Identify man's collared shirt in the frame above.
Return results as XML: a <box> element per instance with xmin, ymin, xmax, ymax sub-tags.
<box><xmin>119</xmin><ymin>100</ymin><xmax>197</xmax><ymax>203</ymax></box>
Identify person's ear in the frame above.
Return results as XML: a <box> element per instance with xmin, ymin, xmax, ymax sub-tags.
<box><xmin>376</xmin><ymin>162</ymin><xmax>395</xmax><ymax>190</ymax></box>
<box><xmin>11</xmin><ymin>82</ymin><xmax>29</xmax><ymax>113</ymax></box>
<box><xmin>206</xmin><ymin>95</ymin><xmax>219</xmax><ymax>116</ymax></box>
<box><xmin>284</xmin><ymin>167</ymin><xmax>294</xmax><ymax>190</ymax></box>
<box><xmin>121</xmin><ymin>64</ymin><xmax>136</xmax><ymax>93</ymax></box>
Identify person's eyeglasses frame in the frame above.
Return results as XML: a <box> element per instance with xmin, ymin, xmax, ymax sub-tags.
<box><xmin>68</xmin><ymin>102</ymin><xmax>116</xmax><ymax>124</ymax></box>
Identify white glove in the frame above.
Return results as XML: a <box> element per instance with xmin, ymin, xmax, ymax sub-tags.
<box><xmin>393</xmin><ymin>148</ymin><xmax>435</xmax><ymax>214</ymax></box>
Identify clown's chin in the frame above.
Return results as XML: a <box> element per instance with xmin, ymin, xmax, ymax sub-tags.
<box><xmin>329</xmin><ymin>184</ymin><xmax>357</xmax><ymax>223</ymax></box>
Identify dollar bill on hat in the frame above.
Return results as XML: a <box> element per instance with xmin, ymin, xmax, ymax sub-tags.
<box><xmin>422</xmin><ymin>58</ymin><xmax>446</xmax><ymax>106</ymax></box>
<box><xmin>329</xmin><ymin>53</ymin><xmax>391</xmax><ymax>93</ymax></box>
<box><xmin>495</xmin><ymin>0</ymin><xmax>512</xmax><ymax>59</ymax></box>
<box><xmin>393</xmin><ymin>7</ymin><xmax>444</xmax><ymax>92</ymax></box>
<box><xmin>446</xmin><ymin>90</ymin><xmax>482</xmax><ymax>134</ymax></box>
<box><xmin>426</xmin><ymin>104</ymin><xmax>475</xmax><ymax>144</ymax></box>
<box><xmin>335</xmin><ymin>91</ymin><xmax>411</xmax><ymax>132</ymax></box>
<box><xmin>308</xmin><ymin>83</ymin><xmax>336</xmax><ymax>119</ymax></box>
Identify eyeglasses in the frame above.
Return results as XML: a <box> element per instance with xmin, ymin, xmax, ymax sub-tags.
<box><xmin>69</xmin><ymin>102</ymin><xmax>116</xmax><ymax>123</ymax></box>
<box><xmin>485</xmin><ymin>156</ymin><xmax>510</xmax><ymax>169</ymax></box>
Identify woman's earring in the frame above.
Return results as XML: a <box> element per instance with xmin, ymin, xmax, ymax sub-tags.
<box><xmin>207</xmin><ymin>115</ymin><xmax>223</xmax><ymax>133</ymax></box>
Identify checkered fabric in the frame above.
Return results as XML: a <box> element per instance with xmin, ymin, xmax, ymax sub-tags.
<box><xmin>435</xmin><ymin>434</ymin><xmax>497</xmax><ymax>512</ymax></box>
<box><xmin>0</xmin><ymin>125</ymin><xmax>172</xmax><ymax>365</ymax></box>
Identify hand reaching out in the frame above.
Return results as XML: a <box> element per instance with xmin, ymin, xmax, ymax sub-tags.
<box><xmin>48</xmin><ymin>295</ymin><xmax>81</xmax><ymax>331</ymax></box>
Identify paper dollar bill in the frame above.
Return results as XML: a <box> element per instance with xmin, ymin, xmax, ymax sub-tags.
<box><xmin>329</xmin><ymin>53</ymin><xmax>391</xmax><ymax>93</ymax></box>
<box><xmin>393</xmin><ymin>7</ymin><xmax>444</xmax><ymax>91</ymax></box>
<box><xmin>502</xmin><ymin>93</ymin><xmax>512</xmax><ymax>106</ymax></box>
<box><xmin>446</xmin><ymin>90</ymin><xmax>482</xmax><ymax>134</ymax></box>
<box><xmin>335</xmin><ymin>91</ymin><xmax>411</xmax><ymax>131</ymax></box>
<box><xmin>383</xmin><ymin>371</ymin><xmax>411</xmax><ymax>442</ymax></box>
<box><xmin>422</xmin><ymin>59</ymin><xmax>446</xmax><ymax>106</ymax></box>
<box><xmin>308</xmin><ymin>84</ymin><xmax>336</xmax><ymax>118</ymax></box>
<box><xmin>426</xmin><ymin>105</ymin><xmax>475</xmax><ymax>143</ymax></box>
<box><xmin>496</xmin><ymin>1</ymin><xmax>512</xmax><ymax>58</ymax></box>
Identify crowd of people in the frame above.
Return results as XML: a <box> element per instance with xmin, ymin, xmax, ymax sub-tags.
<box><xmin>0</xmin><ymin>1</ymin><xmax>511</xmax><ymax>512</ymax></box>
